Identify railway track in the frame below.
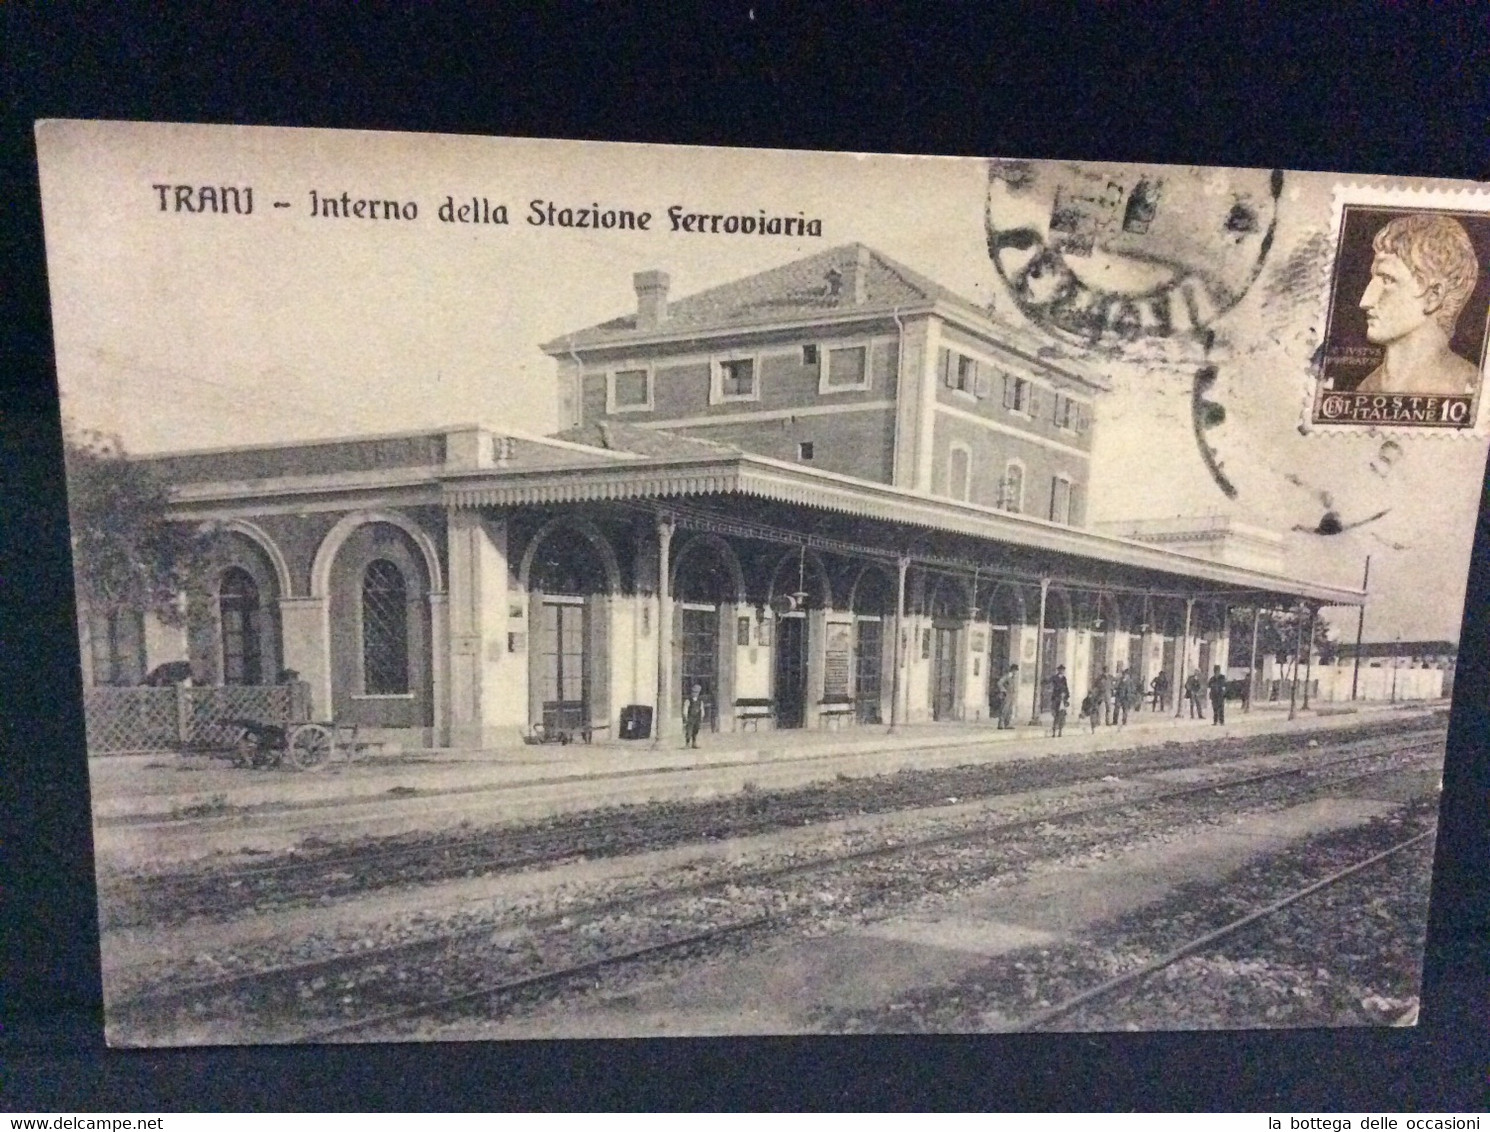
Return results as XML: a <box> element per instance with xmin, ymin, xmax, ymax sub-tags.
<box><xmin>100</xmin><ymin>718</ymin><xmax>1447</xmax><ymax>930</ymax></box>
<box><xmin>1008</xmin><ymin>828</ymin><xmax>1435</xmax><ymax>1032</ymax></box>
<box><xmin>107</xmin><ymin>731</ymin><xmax>1442</xmax><ymax>1043</ymax></box>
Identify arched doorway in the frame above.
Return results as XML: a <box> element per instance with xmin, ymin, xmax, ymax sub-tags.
<box><xmin>768</xmin><ymin>549</ymin><xmax>831</xmax><ymax>729</ymax></box>
<box><xmin>926</xmin><ymin>575</ymin><xmax>968</xmax><ymax>722</ymax></box>
<box><xmin>983</xmin><ymin>582</ymin><xmax>1025</xmax><ymax>719</ymax></box>
<box><xmin>849</xmin><ymin>566</ymin><xmax>896</xmax><ymax>724</ymax></box>
<box><xmin>672</xmin><ymin>537</ymin><xmax>742</xmax><ymax>734</ymax></box>
<box><xmin>218</xmin><ymin>567</ymin><xmax>264</xmax><ymax>686</ymax></box>
<box><xmin>194</xmin><ymin>530</ymin><xmax>284</xmax><ymax>687</ymax></box>
<box><xmin>1084</xmin><ymin>591</ymin><xmax>1120</xmax><ymax>694</ymax></box>
<box><xmin>526</xmin><ymin>522</ymin><xmax>613</xmax><ymax>736</ymax></box>
<box><xmin>1040</xmin><ymin>585</ymin><xmax>1074</xmax><ymax>712</ymax></box>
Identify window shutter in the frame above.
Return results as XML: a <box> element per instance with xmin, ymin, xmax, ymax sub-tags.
<box><xmin>1002</xmin><ymin>373</ymin><xmax>1014</xmax><ymax>409</ymax></box>
<box><xmin>1028</xmin><ymin>386</ymin><xmax>1042</xmax><ymax>418</ymax></box>
<box><xmin>939</xmin><ymin>348</ymin><xmax>954</xmax><ymax>388</ymax></box>
<box><xmin>974</xmin><ymin>363</ymin><xmax>992</xmax><ymax>399</ymax></box>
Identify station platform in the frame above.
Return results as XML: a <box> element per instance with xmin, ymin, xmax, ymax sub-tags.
<box><xmin>87</xmin><ymin>699</ymin><xmax>1448</xmax><ymax>870</ymax></box>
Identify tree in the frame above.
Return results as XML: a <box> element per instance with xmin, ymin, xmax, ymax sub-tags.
<box><xmin>1229</xmin><ymin>606</ymin><xmax>1333</xmax><ymax>669</ymax></box>
<box><xmin>63</xmin><ymin>428</ymin><xmax>215</xmax><ymax>628</ymax></box>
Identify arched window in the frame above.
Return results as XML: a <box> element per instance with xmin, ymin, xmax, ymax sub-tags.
<box><xmin>947</xmin><ymin>444</ymin><xmax>971</xmax><ymax>502</ymax></box>
<box><xmin>1001</xmin><ymin>460</ymin><xmax>1025</xmax><ymax>514</ymax></box>
<box><xmin>362</xmin><ymin>559</ymin><xmax>410</xmax><ymax>694</ymax></box>
<box><xmin>219</xmin><ymin>567</ymin><xmax>262</xmax><ymax>685</ymax></box>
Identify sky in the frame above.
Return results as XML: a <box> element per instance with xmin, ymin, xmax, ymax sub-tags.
<box><xmin>36</xmin><ymin>121</ymin><xmax>1490</xmax><ymax>643</ymax></box>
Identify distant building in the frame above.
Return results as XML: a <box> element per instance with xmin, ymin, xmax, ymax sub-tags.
<box><xmin>1089</xmin><ymin>516</ymin><xmax>1287</xmax><ymax>576</ymax></box>
<box><xmin>78</xmin><ymin>245</ymin><xmax>1363</xmax><ymax>750</ymax></box>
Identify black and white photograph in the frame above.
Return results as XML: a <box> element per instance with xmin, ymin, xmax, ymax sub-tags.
<box><xmin>34</xmin><ymin>120</ymin><xmax>1490</xmax><ymax>1047</ymax></box>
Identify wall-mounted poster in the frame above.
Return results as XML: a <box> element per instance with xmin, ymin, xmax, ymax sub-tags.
<box><xmin>36</xmin><ymin>119</ymin><xmax>1485</xmax><ymax>1046</ymax></box>
<box><xmin>823</xmin><ymin>622</ymin><xmax>853</xmax><ymax>698</ymax></box>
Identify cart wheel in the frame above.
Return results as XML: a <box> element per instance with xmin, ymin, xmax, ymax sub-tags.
<box><xmin>232</xmin><ymin>728</ymin><xmax>258</xmax><ymax>768</ymax></box>
<box><xmin>287</xmin><ymin>723</ymin><xmax>333</xmax><ymax>771</ymax></box>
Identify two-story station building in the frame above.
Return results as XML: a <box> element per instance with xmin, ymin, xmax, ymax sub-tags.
<box><xmin>80</xmin><ymin>244</ymin><xmax>1363</xmax><ymax>749</ymax></box>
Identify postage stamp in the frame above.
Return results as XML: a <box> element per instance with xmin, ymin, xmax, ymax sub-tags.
<box><xmin>1310</xmin><ymin>186</ymin><xmax>1490</xmax><ymax>433</ymax></box>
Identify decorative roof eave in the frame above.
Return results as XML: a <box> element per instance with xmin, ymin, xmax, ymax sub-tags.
<box><xmin>444</xmin><ymin>463</ymin><xmax>745</xmax><ymax>508</ymax></box>
<box><xmin>442</xmin><ymin>457</ymin><xmax>1363</xmax><ymax>606</ymax></box>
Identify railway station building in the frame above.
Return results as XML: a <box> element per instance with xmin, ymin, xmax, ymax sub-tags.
<box><xmin>81</xmin><ymin>244</ymin><xmax>1363</xmax><ymax>749</ymax></box>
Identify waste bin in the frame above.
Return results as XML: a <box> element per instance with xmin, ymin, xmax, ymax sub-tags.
<box><xmin>618</xmin><ymin>704</ymin><xmax>653</xmax><ymax>740</ymax></box>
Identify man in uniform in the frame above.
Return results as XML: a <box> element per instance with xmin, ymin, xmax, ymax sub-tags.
<box><xmin>1049</xmin><ymin>664</ymin><xmax>1070</xmax><ymax>737</ymax></box>
<box><xmin>1207</xmin><ymin>664</ymin><xmax>1229</xmax><ymax>726</ymax></box>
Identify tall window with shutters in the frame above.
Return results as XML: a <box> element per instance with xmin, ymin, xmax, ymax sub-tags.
<box><xmin>1002</xmin><ymin>373</ymin><xmax>1030</xmax><ymax>413</ymax></box>
<box><xmin>218</xmin><ymin>567</ymin><xmax>263</xmax><ymax>686</ymax></box>
<box><xmin>1001</xmin><ymin>460</ymin><xmax>1025</xmax><ymax>513</ymax></box>
<box><xmin>1050</xmin><ymin>475</ymin><xmax>1073</xmax><ymax>524</ymax></box>
<box><xmin>361</xmin><ymin>559</ymin><xmax>410</xmax><ymax>694</ymax></box>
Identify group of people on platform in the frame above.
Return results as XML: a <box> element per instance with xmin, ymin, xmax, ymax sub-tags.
<box><xmin>1003</xmin><ymin>662</ymin><xmax>1233</xmax><ymax>739</ymax></box>
<box><xmin>678</xmin><ymin>661</ymin><xmax>1236</xmax><ymax>748</ymax></box>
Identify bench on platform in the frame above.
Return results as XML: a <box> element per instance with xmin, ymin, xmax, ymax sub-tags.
<box><xmin>734</xmin><ymin>698</ymin><xmax>775</xmax><ymax>731</ymax></box>
<box><xmin>818</xmin><ymin>695</ymin><xmax>855</xmax><ymax>730</ymax></box>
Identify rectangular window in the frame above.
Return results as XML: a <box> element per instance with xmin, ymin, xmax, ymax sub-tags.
<box><xmin>1052</xmin><ymin>393</ymin><xmax>1072</xmax><ymax>430</ymax></box>
<box><xmin>714</xmin><ymin>356</ymin><xmax>757</xmax><ymax>401</ymax></box>
<box><xmin>1050</xmin><ymin>476</ymin><xmax>1072</xmax><ymax>524</ymax></box>
<box><xmin>1002</xmin><ymin>373</ymin><xmax>1029</xmax><ymax>413</ymax></box>
<box><xmin>802</xmin><ymin>344</ymin><xmax>819</xmax><ymax>365</ymax></box>
<box><xmin>955</xmin><ymin>355</ymin><xmax>977</xmax><ymax>394</ymax></box>
<box><xmin>610</xmin><ymin>367</ymin><xmax>651</xmax><ymax>410</ymax></box>
<box><xmin>939</xmin><ymin>347</ymin><xmax>955</xmax><ymax>388</ymax></box>
<box><xmin>822</xmin><ymin>344</ymin><xmax>869</xmax><ymax>390</ymax></box>
<box><xmin>797</xmin><ymin>440</ymin><xmax>814</xmax><ymax>461</ymax></box>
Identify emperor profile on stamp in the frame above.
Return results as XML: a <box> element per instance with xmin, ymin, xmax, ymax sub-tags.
<box><xmin>1354</xmin><ymin>213</ymin><xmax>1481</xmax><ymax>396</ymax></box>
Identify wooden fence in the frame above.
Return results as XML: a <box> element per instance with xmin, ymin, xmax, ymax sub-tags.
<box><xmin>82</xmin><ymin>683</ymin><xmax>310</xmax><ymax>754</ymax></box>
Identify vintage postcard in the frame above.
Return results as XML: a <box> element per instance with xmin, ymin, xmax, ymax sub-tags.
<box><xmin>35</xmin><ymin>121</ymin><xmax>1488</xmax><ymax>1045</ymax></box>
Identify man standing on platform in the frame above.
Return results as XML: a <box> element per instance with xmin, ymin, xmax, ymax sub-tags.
<box><xmin>1207</xmin><ymin>665</ymin><xmax>1229</xmax><ymax>725</ymax></box>
<box><xmin>1049</xmin><ymin>664</ymin><xmax>1070</xmax><ymax>737</ymax></box>
<box><xmin>1185</xmin><ymin>670</ymin><xmax>1204</xmax><ymax>718</ymax></box>
<box><xmin>1114</xmin><ymin>667</ymin><xmax>1133</xmax><ymax>727</ymax></box>
<box><xmin>997</xmin><ymin>664</ymin><xmax>1019</xmax><ymax>729</ymax></box>
<box><xmin>682</xmin><ymin>681</ymin><xmax>706</xmax><ymax>748</ymax></box>
<box><xmin>1093</xmin><ymin>668</ymin><xmax>1111</xmax><ymax>726</ymax></box>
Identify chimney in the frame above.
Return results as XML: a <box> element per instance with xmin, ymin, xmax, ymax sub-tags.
<box><xmin>634</xmin><ymin>270</ymin><xmax>670</xmax><ymax>329</ymax></box>
<box><xmin>841</xmin><ymin>245</ymin><xmax>870</xmax><ymax>305</ymax></box>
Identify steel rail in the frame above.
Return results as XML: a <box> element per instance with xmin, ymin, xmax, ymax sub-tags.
<box><xmin>1008</xmin><ymin>828</ymin><xmax>1437</xmax><ymax>1032</ymax></box>
<box><xmin>300</xmin><ymin>916</ymin><xmax>774</xmax><ymax>1041</ymax></box>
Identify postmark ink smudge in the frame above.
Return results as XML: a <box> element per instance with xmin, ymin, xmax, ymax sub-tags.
<box><xmin>987</xmin><ymin>163</ymin><xmax>1285</xmax><ymax>497</ymax></box>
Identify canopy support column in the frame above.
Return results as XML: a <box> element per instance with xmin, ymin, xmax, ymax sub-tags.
<box><xmin>888</xmin><ymin>554</ymin><xmax>909</xmax><ymax>733</ymax></box>
<box><xmin>1030</xmin><ymin>577</ymin><xmax>1049</xmax><ymax>726</ymax></box>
